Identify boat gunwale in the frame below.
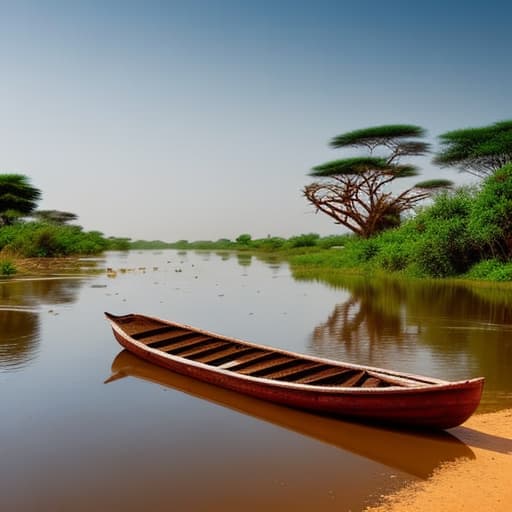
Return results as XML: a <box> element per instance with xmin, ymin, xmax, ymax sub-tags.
<box><xmin>105</xmin><ymin>312</ymin><xmax>485</xmax><ymax>395</ymax></box>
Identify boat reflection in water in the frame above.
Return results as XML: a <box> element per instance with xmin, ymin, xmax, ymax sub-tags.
<box><xmin>106</xmin><ymin>350</ymin><xmax>475</xmax><ymax>479</ymax></box>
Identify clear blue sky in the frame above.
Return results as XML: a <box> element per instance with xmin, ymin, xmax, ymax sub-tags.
<box><xmin>1</xmin><ymin>1</ymin><xmax>511</xmax><ymax>241</ymax></box>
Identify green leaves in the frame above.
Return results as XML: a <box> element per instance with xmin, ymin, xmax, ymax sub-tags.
<box><xmin>330</xmin><ymin>125</ymin><xmax>426</xmax><ymax>149</ymax></box>
<box><xmin>0</xmin><ymin>174</ymin><xmax>42</xmax><ymax>225</ymax></box>
<box><xmin>414</xmin><ymin>179</ymin><xmax>453</xmax><ymax>189</ymax></box>
<box><xmin>434</xmin><ymin>120</ymin><xmax>512</xmax><ymax>176</ymax></box>
<box><xmin>34</xmin><ymin>210</ymin><xmax>78</xmax><ymax>224</ymax></box>
<box><xmin>310</xmin><ymin>157</ymin><xmax>388</xmax><ymax>177</ymax></box>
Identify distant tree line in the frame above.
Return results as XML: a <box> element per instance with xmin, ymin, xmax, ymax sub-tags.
<box><xmin>0</xmin><ymin>174</ymin><xmax>130</xmax><ymax>258</ymax></box>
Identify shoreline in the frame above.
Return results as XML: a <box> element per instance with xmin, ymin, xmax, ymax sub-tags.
<box><xmin>366</xmin><ymin>408</ymin><xmax>512</xmax><ymax>512</ymax></box>
<box><xmin>3</xmin><ymin>251</ymin><xmax>512</xmax><ymax>290</ymax></box>
<box><xmin>0</xmin><ymin>256</ymin><xmax>104</xmax><ymax>277</ymax></box>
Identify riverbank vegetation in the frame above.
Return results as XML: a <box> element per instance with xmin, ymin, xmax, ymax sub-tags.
<box><xmin>0</xmin><ymin>174</ymin><xmax>129</xmax><ymax>275</ymax></box>
<box><xmin>294</xmin><ymin>163</ymin><xmax>512</xmax><ymax>280</ymax></box>
<box><xmin>132</xmin><ymin>120</ymin><xmax>512</xmax><ymax>282</ymax></box>
<box><xmin>2</xmin><ymin>119</ymin><xmax>512</xmax><ymax>282</ymax></box>
<box><xmin>292</xmin><ymin>120</ymin><xmax>512</xmax><ymax>280</ymax></box>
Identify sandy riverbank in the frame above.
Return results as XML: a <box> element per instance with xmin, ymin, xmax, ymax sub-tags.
<box><xmin>366</xmin><ymin>409</ymin><xmax>512</xmax><ymax>512</ymax></box>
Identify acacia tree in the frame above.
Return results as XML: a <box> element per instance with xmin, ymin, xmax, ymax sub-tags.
<box><xmin>304</xmin><ymin>125</ymin><xmax>451</xmax><ymax>238</ymax></box>
<box><xmin>0</xmin><ymin>174</ymin><xmax>42</xmax><ymax>226</ymax></box>
<box><xmin>434</xmin><ymin>120</ymin><xmax>512</xmax><ymax>178</ymax></box>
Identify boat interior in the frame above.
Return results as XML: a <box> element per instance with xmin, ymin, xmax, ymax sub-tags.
<box><xmin>111</xmin><ymin>314</ymin><xmax>433</xmax><ymax>389</ymax></box>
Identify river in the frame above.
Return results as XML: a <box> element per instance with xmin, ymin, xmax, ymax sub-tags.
<box><xmin>1</xmin><ymin>250</ymin><xmax>511</xmax><ymax>511</ymax></box>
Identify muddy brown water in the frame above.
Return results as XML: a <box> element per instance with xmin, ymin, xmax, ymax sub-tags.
<box><xmin>1</xmin><ymin>250</ymin><xmax>511</xmax><ymax>511</ymax></box>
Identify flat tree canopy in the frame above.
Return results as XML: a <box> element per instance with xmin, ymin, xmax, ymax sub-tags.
<box><xmin>34</xmin><ymin>210</ymin><xmax>78</xmax><ymax>224</ymax></box>
<box><xmin>434</xmin><ymin>120</ymin><xmax>512</xmax><ymax>177</ymax></box>
<box><xmin>330</xmin><ymin>125</ymin><xmax>426</xmax><ymax>150</ymax></box>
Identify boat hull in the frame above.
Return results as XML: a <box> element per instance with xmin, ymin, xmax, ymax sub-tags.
<box><xmin>108</xmin><ymin>325</ymin><xmax>484</xmax><ymax>429</ymax></box>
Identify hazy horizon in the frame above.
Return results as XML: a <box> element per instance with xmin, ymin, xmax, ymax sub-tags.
<box><xmin>1</xmin><ymin>1</ymin><xmax>511</xmax><ymax>242</ymax></box>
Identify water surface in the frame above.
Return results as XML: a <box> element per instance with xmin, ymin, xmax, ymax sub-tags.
<box><xmin>1</xmin><ymin>250</ymin><xmax>510</xmax><ymax>511</ymax></box>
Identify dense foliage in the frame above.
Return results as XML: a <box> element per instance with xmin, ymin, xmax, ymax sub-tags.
<box><xmin>292</xmin><ymin>164</ymin><xmax>512</xmax><ymax>279</ymax></box>
<box><xmin>0</xmin><ymin>222</ymin><xmax>121</xmax><ymax>257</ymax></box>
<box><xmin>0</xmin><ymin>174</ymin><xmax>42</xmax><ymax>225</ymax></box>
<box><xmin>33</xmin><ymin>210</ymin><xmax>79</xmax><ymax>224</ymax></box>
<box><xmin>0</xmin><ymin>173</ymin><xmax>130</xmax><ymax>258</ymax></box>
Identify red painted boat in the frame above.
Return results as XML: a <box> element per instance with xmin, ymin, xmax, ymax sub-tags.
<box><xmin>104</xmin><ymin>312</ymin><xmax>484</xmax><ymax>429</ymax></box>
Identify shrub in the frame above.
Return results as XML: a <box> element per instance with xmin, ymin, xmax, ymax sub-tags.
<box><xmin>316</xmin><ymin>234</ymin><xmax>351</xmax><ymax>249</ymax></box>
<box><xmin>235</xmin><ymin>233</ymin><xmax>252</xmax><ymax>245</ymax></box>
<box><xmin>414</xmin><ymin>217</ymin><xmax>474</xmax><ymax>276</ymax></box>
<box><xmin>251</xmin><ymin>237</ymin><xmax>286</xmax><ymax>250</ymax></box>
<box><xmin>377</xmin><ymin>243</ymin><xmax>409</xmax><ymax>271</ymax></box>
<box><xmin>107</xmin><ymin>237</ymin><xmax>131</xmax><ymax>250</ymax></box>
<box><xmin>0</xmin><ymin>259</ymin><xmax>16</xmax><ymax>275</ymax></box>
<box><xmin>356</xmin><ymin>239</ymin><xmax>379</xmax><ymax>262</ymax></box>
<box><xmin>0</xmin><ymin>222</ymin><xmax>110</xmax><ymax>257</ymax></box>
<box><xmin>286</xmin><ymin>233</ymin><xmax>320</xmax><ymax>248</ymax></box>
<box><xmin>468</xmin><ymin>164</ymin><xmax>512</xmax><ymax>258</ymax></box>
<box><xmin>400</xmin><ymin>188</ymin><xmax>478</xmax><ymax>277</ymax></box>
<box><xmin>466</xmin><ymin>259</ymin><xmax>512</xmax><ymax>281</ymax></box>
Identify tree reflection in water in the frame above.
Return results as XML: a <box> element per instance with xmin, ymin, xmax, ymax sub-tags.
<box><xmin>0</xmin><ymin>278</ymin><xmax>84</xmax><ymax>372</ymax></box>
<box><xmin>297</xmin><ymin>272</ymin><xmax>512</xmax><ymax>411</ymax></box>
<box><xmin>0</xmin><ymin>310</ymin><xmax>40</xmax><ymax>372</ymax></box>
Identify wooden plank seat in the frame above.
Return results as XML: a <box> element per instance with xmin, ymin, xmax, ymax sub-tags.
<box><xmin>237</xmin><ymin>356</ymin><xmax>294</xmax><ymax>376</ymax></box>
<box><xmin>334</xmin><ymin>370</ymin><xmax>367</xmax><ymax>387</ymax></box>
<box><xmin>218</xmin><ymin>351</ymin><xmax>270</xmax><ymax>370</ymax></box>
<box><xmin>294</xmin><ymin>367</ymin><xmax>352</xmax><ymax>385</ymax></box>
<box><xmin>177</xmin><ymin>341</ymin><xmax>229</xmax><ymax>359</ymax></box>
<box><xmin>142</xmin><ymin>328</ymin><xmax>193</xmax><ymax>346</ymax></box>
<box><xmin>192</xmin><ymin>345</ymin><xmax>253</xmax><ymax>364</ymax></box>
<box><xmin>260</xmin><ymin>361</ymin><xmax>323</xmax><ymax>381</ymax></box>
<box><xmin>158</xmin><ymin>335</ymin><xmax>212</xmax><ymax>354</ymax></box>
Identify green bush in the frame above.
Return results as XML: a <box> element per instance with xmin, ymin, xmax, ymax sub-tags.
<box><xmin>107</xmin><ymin>237</ymin><xmax>131</xmax><ymax>250</ymax></box>
<box><xmin>356</xmin><ymin>239</ymin><xmax>380</xmax><ymax>262</ymax></box>
<box><xmin>0</xmin><ymin>259</ymin><xmax>16</xmax><ymax>275</ymax></box>
<box><xmin>468</xmin><ymin>164</ymin><xmax>512</xmax><ymax>258</ymax></box>
<box><xmin>0</xmin><ymin>222</ymin><xmax>110</xmax><ymax>257</ymax></box>
<box><xmin>286</xmin><ymin>233</ymin><xmax>320</xmax><ymax>248</ymax></box>
<box><xmin>316</xmin><ymin>234</ymin><xmax>350</xmax><ymax>249</ymax></box>
<box><xmin>401</xmin><ymin>189</ymin><xmax>478</xmax><ymax>277</ymax></box>
<box><xmin>413</xmin><ymin>217</ymin><xmax>475</xmax><ymax>277</ymax></box>
<box><xmin>235</xmin><ymin>233</ymin><xmax>252</xmax><ymax>245</ymax></box>
<box><xmin>251</xmin><ymin>237</ymin><xmax>286</xmax><ymax>250</ymax></box>
<box><xmin>466</xmin><ymin>259</ymin><xmax>512</xmax><ymax>281</ymax></box>
<box><xmin>377</xmin><ymin>243</ymin><xmax>409</xmax><ymax>271</ymax></box>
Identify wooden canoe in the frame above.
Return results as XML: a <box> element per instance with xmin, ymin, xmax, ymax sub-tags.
<box><xmin>104</xmin><ymin>312</ymin><xmax>485</xmax><ymax>429</ymax></box>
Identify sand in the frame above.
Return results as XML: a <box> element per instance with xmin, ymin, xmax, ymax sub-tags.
<box><xmin>366</xmin><ymin>409</ymin><xmax>512</xmax><ymax>512</ymax></box>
